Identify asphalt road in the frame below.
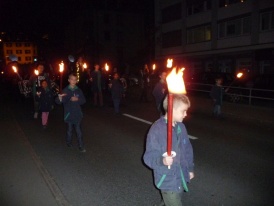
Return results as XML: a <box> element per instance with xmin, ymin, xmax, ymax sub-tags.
<box><xmin>1</xmin><ymin>92</ymin><xmax>274</xmax><ymax>206</ymax></box>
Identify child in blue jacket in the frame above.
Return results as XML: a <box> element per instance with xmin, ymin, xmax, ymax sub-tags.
<box><xmin>143</xmin><ymin>94</ymin><xmax>194</xmax><ymax>206</ymax></box>
<box><xmin>55</xmin><ymin>73</ymin><xmax>86</xmax><ymax>152</ymax></box>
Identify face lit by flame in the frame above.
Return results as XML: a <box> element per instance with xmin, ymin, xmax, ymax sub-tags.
<box><xmin>166</xmin><ymin>68</ymin><xmax>186</xmax><ymax>94</ymax></box>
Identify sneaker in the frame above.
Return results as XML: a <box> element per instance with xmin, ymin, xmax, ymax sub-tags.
<box><xmin>34</xmin><ymin>112</ymin><xmax>38</xmax><ymax>119</ymax></box>
<box><xmin>79</xmin><ymin>147</ymin><xmax>86</xmax><ymax>153</ymax></box>
<box><xmin>66</xmin><ymin>143</ymin><xmax>73</xmax><ymax>148</ymax></box>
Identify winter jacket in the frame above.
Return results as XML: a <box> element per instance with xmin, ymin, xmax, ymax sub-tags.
<box><xmin>35</xmin><ymin>88</ymin><xmax>54</xmax><ymax>112</ymax></box>
<box><xmin>55</xmin><ymin>85</ymin><xmax>86</xmax><ymax>123</ymax></box>
<box><xmin>143</xmin><ymin>117</ymin><xmax>194</xmax><ymax>192</ymax></box>
<box><xmin>210</xmin><ymin>85</ymin><xmax>224</xmax><ymax>105</ymax></box>
<box><xmin>110</xmin><ymin>79</ymin><xmax>124</xmax><ymax>99</ymax></box>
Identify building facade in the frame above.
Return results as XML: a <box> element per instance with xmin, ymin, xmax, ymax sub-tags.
<box><xmin>155</xmin><ymin>0</ymin><xmax>274</xmax><ymax>76</ymax></box>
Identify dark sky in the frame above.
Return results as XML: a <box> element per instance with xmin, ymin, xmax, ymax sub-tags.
<box><xmin>0</xmin><ymin>0</ymin><xmax>153</xmax><ymax>34</ymax></box>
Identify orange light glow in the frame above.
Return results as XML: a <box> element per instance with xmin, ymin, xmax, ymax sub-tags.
<box><xmin>166</xmin><ymin>68</ymin><xmax>186</xmax><ymax>94</ymax></box>
<box><xmin>12</xmin><ymin>66</ymin><xmax>17</xmax><ymax>73</ymax></box>
<box><xmin>59</xmin><ymin>61</ymin><xmax>64</xmax><ymax>73</ymax></box>
<box><xmin>34</xmin><ymin>69</ymin><xmax>39</xmax><ymax>75</ymax></box>
<box><xmin>105</xmin><ymin>63</ymin><xmax>109</xmax><ymax>71</ymax></box>
<box><xmin>152</xmin><ymin>64</ymin><xmax>156</xmax><ymax>70</ymax></box>
<box><xmin>236</xmin><ymin>72</ymin><xmax>243</xmax><ymax>78</ymax></box>
<box><xmin>167</xmin><ymin>59</ymin><xmax>173</xmax><ymax>68</ymax></box>
<box><xmin>83</xmin><ymin>63</ymin><xmax>87</xmax><ymax>69</ymax></box>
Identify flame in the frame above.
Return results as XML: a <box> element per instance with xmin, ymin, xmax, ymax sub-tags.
<box><xmin>83</xmin><ymin>63</ymin><xmax>87</xmax><ymax>69</ymax></box>
<box><xmin>236</xmin><ymin>72</ymin><xmax>243</xmax><ymax>78</ymax></box>
<box><xmin>105</xmin><ymin>63</ymin><xmax>109</xmax><ymax>71</ymax></box>
<box><xmin>59</xmin><ymin>61</ymin><xmax>64</xmax><ymax>73</ymax></box>
<box><xmin>166</xmin><ymin>68</ymin><xmax>186</xmax><ymax>94</ymax></box>
<box><xmin>167</xmin><ymin>59</ymin><xmax>173</xmax><ymax>68</ymax></box>
<box><xmin>34</xmin><ymin>69</ymin><xmax>39</xmax><ymax>75</ymax></box>
<box><xmin>152</xmin><ymin>64</ymin><xmax>156</xmax><ymax>70</ymax></box>
<box><xmin>12</xmin><ymin>66</ymin><xmax>17</xmax><ymax>73</ymax></box>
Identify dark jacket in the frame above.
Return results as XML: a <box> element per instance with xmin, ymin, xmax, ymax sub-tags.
<box><xmin>90</xmin><ymin>70</ymin><xmax>105</xmax><ymax>92</ymax></box>
<box><xmin>29</xmin><ymin>73</ymin><xmax>50</xmax><ymax>96</ymax></box>
<box><xmin>35</xmin><ymin>87</ymin><xmax>54</xmax><ymax>112</ymax></box>
<box><xmin>55</xmin><ymin>85</ymin><xmax>86</xmax><ymax>123</ymax></box>
<box><xmin>210</xmin><ymin>85</ymin><xmax>224</xmax><ymax>105</ymax></box>
<box><xmin>143</xmin><ymin>117</ymin><xmax>194</xmax><ymax>192</ymax></box>
<box><xmin>110</xmin><ymin>79</ymin><xmax>124</xmax><ymax>99</ymax></box>
<box><xmin>152</xmin><ymin>81</ymin><xmax>167</xmax><ymax>107</ymax></box>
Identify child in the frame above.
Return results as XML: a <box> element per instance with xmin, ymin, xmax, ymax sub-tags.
<box><xmin>152</xmin><ymin>71</ymin><xmax>168</xmax><ymax>115</ymax></box>
<box><xmin>143</xmin><ymin>94</ymin><xmax>194</xmax><ymax>206</ymax></box>
<box><xmin>55</xmin><ymin>73</ymin><xmax>86</xmax><ymax>152</ymax></box>
<box><xmin>210</xmin><ymin>77</ymin><xmax>225</xmax><ymax>118</ymax></box>
<box><xmin>35</xmin><ymin>80</ymin><xmax>54</xmax><ymax>129</ymax></box>
<box><xmin>109</xmin><ymin>72</ymin><xmax>124</xmax><ymax>114</ymax></box>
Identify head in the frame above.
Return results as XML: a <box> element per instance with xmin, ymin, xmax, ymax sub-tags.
<box><xmin>113</xmin><ymin>72</ymin><xmax>119</xmax><ymax>80</ymax></box>
<box><xmin>159</xmin><ymin>71</ymin><xmax>167</xmax><ymax>83</ymax></box>
<box><xmin>94</xmin><ymin>64</ymin><xmax>100</xmax><ymax>71</ymax></box>
<box><xmin>41</xmin><ymin>80</ymin><xmax>48</xmax><ymax>89</ymax></box>
<box><xmin>68</xmin><ymin>73</ymin><xmax>78</xmax><ymax>87</ymax></box>
<box><xmin>37</xmin><ymin>64</ymin><xmax>44</xmax><ymax>74</ymax></box>
<box><xmin>163</xmin><ymin>94</ymin><xmax>191</xmax><ymax>122</ymax></box>
<box><xmin>215</xmin><ymin>77</ymin><xmax>223</xmax><ymax>85</ymax></box>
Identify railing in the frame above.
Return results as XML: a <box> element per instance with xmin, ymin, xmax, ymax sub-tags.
<box><xmin>186</xmin><ymin>82</ymin><xmax>274</xmax><ymax>107</ymax></box>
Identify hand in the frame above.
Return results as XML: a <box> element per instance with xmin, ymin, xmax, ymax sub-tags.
<box><xmin>163</xmin><ymin>156</ymin><xmax>173</xmax><ymax>166</ymax></box>
<box><xmin>36</xmin><ymin>92</ymin><xmax>41</xmax><ymax>96</ymax></box>
<box><xmin>70</xmin><ymin>94</ymin><xmax>79</xmax><ymax>101</ymax></box>
<box><xmin>58</xmin><ymin>93</ymin><xmax>66</xmax><ymax>101</ymax></box>
<box><xmin>189</xmin><ymin>172</ymin><xmax>194</xmax><ymax>180</ymax></box>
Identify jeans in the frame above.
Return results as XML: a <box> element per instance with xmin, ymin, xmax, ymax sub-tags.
<box><xmin>41</xmin><ymin>112</ymin><xmax>49</xmax><ymax>126</ymax></box>
<box><xmin>213</xmin><ymin>104</ymin><xmax>221</xmax><ymax>117</ymax></box>
<box><xmin>66</xmin><ymin>121</ymin><xmax>83</xmax><ymax>148</ymax></box>
<box><xmin>113</xmin><ymin>98</ymin><xmax>121</xmax><ymax>114</ymax></box>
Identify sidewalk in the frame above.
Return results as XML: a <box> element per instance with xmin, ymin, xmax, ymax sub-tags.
<box><xmin>0</xmin><ymin>103</ymin><xmax>62</xmax><ymax>206</ymax></box>
<box><xmin>189</xmin><ymin>95</ymin><xmax>274</xmax><ymax>125</ymax></box>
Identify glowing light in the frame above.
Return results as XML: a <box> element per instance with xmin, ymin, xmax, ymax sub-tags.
<box><xmin>167</xmin><ymin>59</ymin><xmax>173</xmax><ymax>68</ymax></box>
<box><xmin>105</xmin><ymin>63</ymin><xmax>109</xmax><ymax>71</ymax></box>
<box><xmin>166</xmin><ymin>68</ymin><xmax>186</xmax><ymax>94</ymax></box>
<box><xmin>83</xmin><ymin>63</ymin><xmax>87</xmax><ymax>69</ymax></box>
<box><xmin>59</xmin><ymin>61</ymin><xmax>64</xmax><ymax>73</ymax></box>
<box><xmin>34</xmin><ymin>69</ymin><xmax>39</xmax><ymax>76</ymax></box>
<box><xmin>152</xmin><ymin>64</ymin><xmax>156</xmax><ymax>70</ymax></box>
<box><xmin>12</xmin><ymin>66</ymin><xmax>17</xmax><ymax>73</ymax></box>
<box><xmin>236</xmin><ymin>72</ymin><xmax>243</xmax><ymax>78</ymax></box>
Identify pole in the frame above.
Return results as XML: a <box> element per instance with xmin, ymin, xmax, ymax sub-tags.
<box><xmin>167</xmin><ymin>93</ymin><xmax>173</xmax><ymax>156</ymax></box>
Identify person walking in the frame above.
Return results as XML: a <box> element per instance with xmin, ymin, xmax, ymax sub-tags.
<box><xmin>90</xmin><ymin>64</ymin><xmax>104</xmax><ymax>107</ymax></box>
<box><xmin>35</xmin><ymin>80</ymin><xmax>54</xmax><ymax>129</ymax></box>
<box><xmin>152</xmin><ymin>71</ymin><xmax>167</xmax><ymax>115</ymax></box>
<box><xmin>210</xmin><ymin>77</ymin><xmax>225</xmax><ymax>118</ymax></box>
<box><xmin>109</xmin><ymin>72</ymin><xmax>124</xmax><ymax>115</ymax></box>
<box><xmin>55</xmin><ymin>73</ymin><xmax>87</xmax><ymax>152</ymax></box>
<box><xmin>143</xmin><ymin>94</ymin><xmax>195</xmax><ymax>206</ymax></box>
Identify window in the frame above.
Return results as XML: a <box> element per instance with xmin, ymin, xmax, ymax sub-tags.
<box><xmin>219</xmin><ymin>0</ymin><xmax>246</xmax><ymax>8</ymax></box>
<box><xmin>162</xmin><ymin>3</ymin><xmax>181</xmax><ymax>24</ymax></box>
<box><xmin>218</xmin><ymin>16</ymin><xmax>251</xmax><ymax>38</ymax></box>
<box><xmin>18</xmin><ymin>57</ymin><xmax>21</xmax><ymax>61</ymax></box>
<box><xmin>187</xmin><ymin>25</ymin><xmax>211</xmax><ymax>44</ymax></box>
<box><xmin>260</xmin><ymin>11</ymin><xmax>274</xmax><ymax>31</ymax></box>
<box><xmin>25</xmin><ymin>43</ymin><xmax>31</xmax><ymax>47</ymax></box>
<box><xmin>6</xmin><ymin>50</ymin><xmax>13</xmax><ymax>54</ymax></box>
<box><xmin>187</xmin><ymin>0</ymin><xmax>211</xmax><ymax>16</ymax></box>
<box><xmin>16</xmin><ymin>50</ymin><xmax>22</xmax><ymax>54</ymax></box>
<box><xmin>5</xmin><ymin>43</ymin><xmax>12</xmax><ymax>47</ymax></box>
<box><xmin>25</xmin><ymin>56</ymin><xmax>31</xmax><ymax>61</ymax></box>
<box><xmin>162</xmin><ymin>30</ymin><xmax>182</xmax><ymax>48</ymax></box>
<box><xmin>25</xmin><ymin>50</ymin><xmax>31</xmax><ymax>54</ymax></box>
<box><xmin>16</xmin><ymin>43</ymin><xmax>22</xmax><ymax>47</ymax></box>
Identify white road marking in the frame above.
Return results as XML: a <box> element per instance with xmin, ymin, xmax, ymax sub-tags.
<box><xmin>123</xmin><ymin>113</ymin><xmax>198</xmax><ymax>140</ymax></box>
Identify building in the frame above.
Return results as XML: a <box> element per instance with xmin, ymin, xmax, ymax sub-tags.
<box><xmin>0</xmin><ymin>32</ymin><xmax>38</xmax><ymax>66</ymax></box>
<box><xmin>154</xmin><ymin>0</ymin><xmax>274</xmax><ymax>76</ymax></box>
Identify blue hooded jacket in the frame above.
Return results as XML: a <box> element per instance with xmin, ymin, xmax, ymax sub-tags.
<box><xmin>143</xmin><ymin>117</ymin><xmax>194</xmax><ymax>192</ymax></box>
<box><xmin>55</xmin><ymin>85</ymin><xmax>86</xmax><ymax>123</ymax></box>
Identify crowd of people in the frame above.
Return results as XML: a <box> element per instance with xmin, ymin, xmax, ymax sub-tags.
<box><xmin>4</xmin><ymin>59</ymin><xmax>199</xmax><ymax>206</ymax></box>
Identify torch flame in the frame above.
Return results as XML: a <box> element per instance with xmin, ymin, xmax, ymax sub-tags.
<box><xmin>167</xmin><ymin>59</ymin><xmax>173</xmax><ymax>68</ymax></box>
<box><xmin>105</xmin><ymin>63</ymin><xmax>109</xmax><ymax>71</ymax></box>
<box><xmin>83</xmin><ymin>63</ymin><xmax>87</xmax><ymax>69</ymax></box>
<box><xmin>34</xmin><ymin>69</ymin><xmax>39</xmax><ymax>75</ymax></box>
<box><xmin>59</xmin><ymin>61</ymin><xmax>64</xmax><ymax>73</ymax></box>
<box><xmin>236</xmin><ymin>72</ymin><xmax>243</xmax><ymax>78</ymax></box>
<box><xmin>12</xmin><ymin>66</ymin><xmax>17</xmax><ymax>73</ymax></box>
<box><xmin>152</xmin><ymin>64</ymin><xmax>156</xmax><ymax>70</ymax></box>
<box><xmin>166</xmin><ymin>68</ymin><xmax>186</xmax><ymax>94</ymax></box>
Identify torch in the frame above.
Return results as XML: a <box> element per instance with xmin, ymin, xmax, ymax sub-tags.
<box><xmin>226</xmin><ymin>72</ymin><xmax>244</xmax><ymax>92</ymax></box>
<box><xmin>167</xmin><ymin>59</ymin><xmax>173</xmax><ymax>68</ymax></box>
<box><xmin>12</xmin><ymin>66</ymin><xmax>22</xmax><ymax>80</ymax></box>
<box><xmin>105</xmin><ymin>63</ymin><xmax>109</xmax><ymax>72</ymax></box>
<box><xmin>83</xmin><ymin>63</ymin><xmax>87</xmax><ymax>70</ymax></box>
<box><xmin>165</xmin><ymin>67</ymin><xmax>187</xmax><ymax>168</ymax></box>
<box><xmin>59</xmin><ymin>61</ymin><xmax>64</xmax><ymax>93</ymax></box>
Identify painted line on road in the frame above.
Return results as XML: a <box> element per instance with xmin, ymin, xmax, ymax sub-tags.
<box><xmin>123</xmin><ymin>113</ymin><xmax>198</xmax><ymax>140</ymax></box>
